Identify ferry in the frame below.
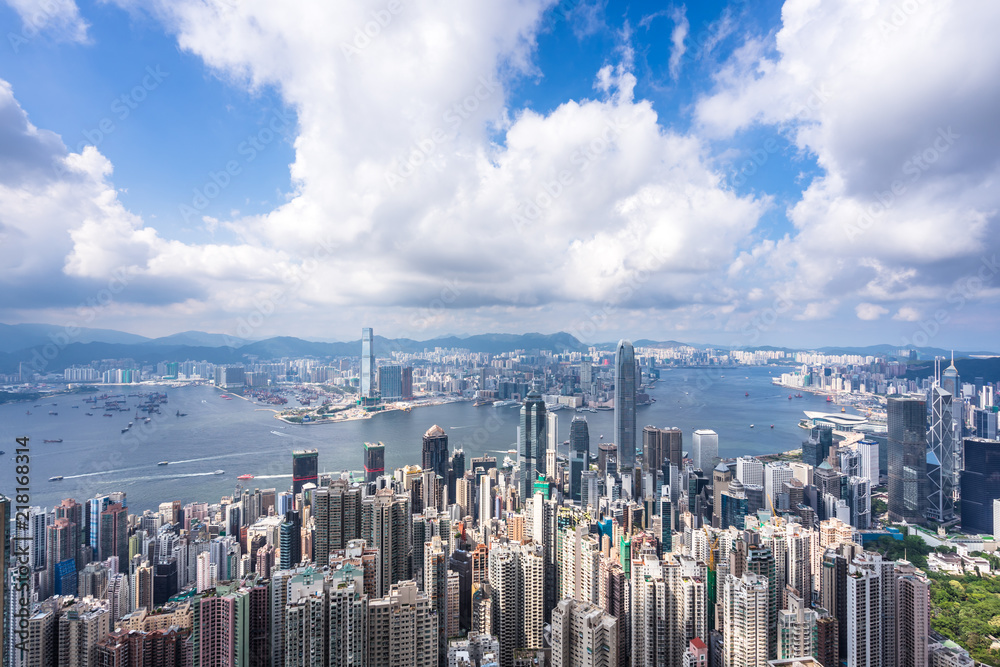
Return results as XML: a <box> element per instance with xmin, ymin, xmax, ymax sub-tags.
<box><xmin>43</xmin><ymin>439</ymin><xmax>63</xmax><ymax>443</ymax></box>
<box><xmin>237</xmin><ymin>474</ymin><xmax>254</xmax><ymax>480</ymax></box>
<box><xmin>49</xmin><ymin>476</ymin><xmax>64</xmax><ymax>482</ymax></box>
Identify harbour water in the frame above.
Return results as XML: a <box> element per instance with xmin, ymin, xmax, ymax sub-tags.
<box><xmin>0</xmin><ymin>365</ymin><xmax>846</xmax><ymax>512</ymax></box>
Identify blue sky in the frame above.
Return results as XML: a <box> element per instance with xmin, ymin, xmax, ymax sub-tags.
<box><xmin>0</xmin><ymin>0</ymin><xmax>998</xmax><ymax>348</ymax></box>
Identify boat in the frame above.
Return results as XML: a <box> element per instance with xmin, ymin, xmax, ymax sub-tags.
<box><xmin>49</xmin><ymin>411</ymin><xmax>58</xmax><ymax>415</ymax></box>
<box><xmin>176</xmin><ymin>410</ymin><xmax>188</xmax><ymax>417</ymax></box>
<box><xmin>841</xmin><ymin>407</ymin><xmax>846</xmax><ymax>413</ymax></box>
<box><xmin>121</xmin><ymin>427</ymin><xmax>130</xmax><ymax>433</ymax></box>
<box><xmin>25</xmin><ymin>411</ymin><xmax>31</xmax><ymax>415</ymax></box>
<box><xmin>49</xmin><ymin>476</ymin><xmax>63</xmax><ymax>482</ymax></box>
<box><xmin>158</xmin><ymin>461</ymin><xmax>169</xmax><ymax>466</ymax></box>
<box><xmin>750</xmin><ymin>424</ymin><xmax>755</xmax><ymax>428</ymax></box>
<box><xmin>213</xmin><ymin>469</ymin><xmax>224</xmax><ymax>475</ymax></box>
<box><xmin>144</xmin><ymin>418</ymin><xmax>151</xmax><ymax>423</ymax></box>
<box><xmin>72</xmin><ymin>405</ymin><xmax>79</xmax><ymax>409</ymax></box>
<box><xmin>745</xmin><ymin>392</ymin><xmax>749</xmax><ymax>397</ymax></box>
<box><xmin>85</xmin><ymin>412</ymin><xmax>94</xmax><ymax>416</ymax></box>
<box><xmin>237</xmin><ymin>474</ymin><xmax>254</xmax><ymax>480</ymax></box>
<box><xmin>788</xmin><ymin>395</ymin><xmax>793</xmax><ymax>400</ymax></box>
<box><xmin>103</xmin><ymin>413</ymin><xmax>113</xmax><ymax>417</ymax></box>
<box><xmin>770</xmin><ymin>424</ymin><xmax>774</xmax><ymax>429</ymax></box>
<box><xmin>43</xmin><ymin>439</ymin><xmax>62</xmax><ymax>443</ymax></box>
<box><xmin>826</xmin><ymin>396</ymin><xmax>833</xmax><ymax>403</ymax></box>
<box><xmin>795</xmin><ymin>393</ymin><xmax>803</xmax><ymax>398</ymax></box>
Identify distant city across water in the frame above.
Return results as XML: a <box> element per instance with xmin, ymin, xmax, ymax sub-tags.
<box><xmin>1</xmin><ymin>365</ymin><xmax>850</xmax><ymax>512</ymax></box>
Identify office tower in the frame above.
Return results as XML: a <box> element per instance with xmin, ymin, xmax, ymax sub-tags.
<box><xmin>364</xmin><ymin>442</ymin><xmax>385</xmax><ymax>484</ymax></box>
<box><xmin>887</xmin><ymin>396</ymin><xmax>928</xmax><ymax>524</ymax></box>
<box><xmin>614</xmin><ymin>339</ymin><xmax>637</xmax><ymax>472</ymax></box>
<box><xmin>361</xmin><ymin>327</ymin><xmax>375</xmax><ymax>398</ymax></box>
<box><xmin>423</xmin><ymin>424</ymin><xmax>450</xmax><ymax>483</ymax></box>
<box><xmin>292</xmin><ymin>449</ymin><xmax>319</xmax><ymax>497</ymax></box>
<box><xmin>693</xmin><ymin>429</ymin><xmax>719</xmax><ymax>473</ymax></box>
<box><xmin>846</xmin><ymin>555</ymin><xmax>883</xmax><ymax>667</ymax></box>
<box><xmin>642</xmin><ymin>425</ymin><xmax>662</xmax><ymax>473</ymax></box>
<box><xmin>894</xmin><ymin>560</ymin><xmax>929</xmax><ymax>667</ymax></box>
<box><xmin>314</xmin><ymin>478</ymin><xmax>362</xmax><ymax>566</ymax></box>
<box><xmin>973</xmin><ymin>406</ymin><xmax>998</xmax><ymax>439</ymax></box>
<box><xmin>362</xmin><ymin>488</ymin><xmax>412</xmax><ymax>597</ymax></box>
<box><xmin>995</xmin><ymin>499</ymin><xmax>1000</xmax><ymax>540</ymax></box>
<box><xmin>858</xmin><ymin>440</ymin><xmax>880</xmax><ymax>487</ymax></box>
<box><xmin>100</xmin><ymin>503</ymin><xmax>128</xmax><ymax>574</ymax></box>
<box><xmin>378</xmin><ymin>364</ymin><xmax>403</xmax><ymax>400</ymax></box>
<box><xmin>959</xmin><ymin>437</ymin><xmax>1000</xmax><ymax>534</ymax></box>
<box><xmin>279</xmin><ymin>510</ymin><xmax>301</xmax><ymax>570</ymax></box>
<box><xmin>488</xmin><ymin>542</ymin><xmax>544</xmax><ymax>667</ymax></box>
<box><xmin>803</xmin><ymin>425</ymin><xmax>834</xmax><ymax>468</ymax></box>
<box><xmin>764</xmin><ymin>463</ymin><xmax>793</xmax><ymax>511</ymax></box>
<box><xmin>569</xmin><ymin>417</ymin><xmax>591</xmax><ymax>501</ymax></box>
<box><xmin>722</xmin><ymin>572</ymin><xmax>770</xmax><ymax>667</ymax></box>
<box><xmin>777</xmin><ymin>589</ymin><xmax>818</xmax><ymax>660</ymax></box>
<box><xmin>402</xmin><ymin>366</ymin><xmax>414</xmax><ymax>400</ymax></box>
<box><xmin>367</xmin><ymin>581</ymin><xmax>438</xmax><ymax>667</ymax></box>
<box><xmin>519</xmin><ymin>390</ymin><xmax>547</xmax><ymax>500</ymax></box>
<box><xmin>737</xmin><ymin>456</ymin><xmax>765</xmax><ymax>487</ymax></box>
<box><xmin>598</xmin><ymin>442</ymin><xmax>617</xmax><ymax>477</ymax></box>
<box><xmin>0</xmin><ymin>495</ymin><xmax>7</xmax><ymax>667</ymax></box>
<box><xmin>551</xmin><ymin>598</ymin><xmax>619</xmax><ymax>667</ymax></box>
<box><xmin>720</xmin><ymin>479</ymin><xmax>748</xmax><ymax>530</ymax></box>
<box><xmin>712</xmin><ymin>463</ymin><xmax>732</xmax><ymax>529</ymax></box>
<box><xmin>928</xmin><ymin>383</ymin><xmax>956</xmax><ymax>523</ymax></box>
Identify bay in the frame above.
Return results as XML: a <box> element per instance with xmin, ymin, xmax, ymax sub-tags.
<box><xmin>0</xmin><ymin>365</ymin><xmax>844</xmax><ymax>512</ymax></box>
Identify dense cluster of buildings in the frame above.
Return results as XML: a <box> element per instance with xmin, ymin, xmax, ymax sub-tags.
<box><xmin>2</xmin><ymin>336</ymin><xmax>998</xmax><ymax>666</ymax></box>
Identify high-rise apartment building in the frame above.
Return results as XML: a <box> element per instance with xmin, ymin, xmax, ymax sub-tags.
<box><xmin>723</xmin><ymin>572</ymin><xmax>770</xmax><ymax>667</ymax></box>
<box><xmin>777</xmin><ymin>589</ymin><xmax>818</xmax><ymax>661</ymax></box>
<box><xmin>362</xmin><ymin>488</ymin><xmax>412</xmax><ymax>597</ymax></box>
<box><xmin>551</xmin><ymin>598</ymin><xmax>618</xmax><ymax>667</ymax></box>
<box><xmin>367</xmin><ymin>581</ymin><xmax>438</xmax><ymax>667</ymax></box>
<box><xmin>488</xmin><ymin>541</ymin><xmax>544</xmax><ymax>667</ymax></box>
<box><xmin>614</xmin><ymin>340</ymin><xmax>637</xmax><ymax>472</ymax></box>
<box><xmin>313</xmin><ymin>478</ymin><xmax>362</xmax><ymax>567</ymax></box>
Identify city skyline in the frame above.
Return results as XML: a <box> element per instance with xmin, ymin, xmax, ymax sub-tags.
<box><xmin>1</xmin><ymin>1</ymin><xmax>999</xmax><ymax>347</ymax></box>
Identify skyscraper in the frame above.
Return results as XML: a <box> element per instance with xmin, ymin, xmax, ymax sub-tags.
<box><xmin>927</xmin><ymin>383</ymin><xmax>956</xmax><ymax>523</ymax></box>
<box><xmin>422</xmin><ymin>425</ymin><xmax>450</xmax><ymax>483</ymax></box>
<box><xmin>313</xmin><ymin>478</ymin><xmax>361</xmax><ymax>567</ymax></box>
<box><xmin>550</xmin><ymin>598</ymin><xmax>619</xmax><ymax>667</ymax></box>
<box><xmin>960</xmin><ymin>437</ymin><xmax>1000</xmax><ymax>535</ymax></box>
<box><xmin>887</xmin><ymin>396</ymin><xmax>928</xmax><ymax>524</ymax></box>
<box><xmin>570</xmin><ymin>417</ymin><xmax>591</xmax><ymax>501</ymax></box>
<box><xmin>292</xmin><ymin>449</ymin><xmax>319</xmax><ymax>497</ymax></box>
<box><xmin>858</xmin><ymin>439</ymin><xmax>880</xmax><ymax>487</ymax></box>
<box><xmin>364</xmin><ymin>441</ymin><xmax>385</xmax><ymax>484</ymax></box>
<box><xmin>692</xmin><ymin>429</ymin><xmax>719</xmax><ymax>473</ymax></box>
<box><xmin>362</xmin><ymin>488</ymin><xmax>412</xmax><ymax>597</ymax></box>
<box><xmin>377</xmin><ymin>364</ymin><xmax>403</xmax><ymax>400</ymax></box>
<box><xmin>614</xmin><ymin>340</ymin><xmax>636</xmax><ymax>472</ymax></box>
<box><xmin>100</xmin><ymin>503</ymin><xmax>128</xmax><ymax>574</ymax></box>
<box><xmin>519</xmin><ymin>390</ymin><xmax>547</xmax><ymax>501</ymax></box>
<box><xmin>367</xmin><ymin>581</ymin><xmax>438</xmax><ymax>667</ymax></box>
<box><xmin>803</xmin><ymin>425</ymin><xmax>834</xmax><ymax>468</ymax></box>
<box><xmin>361</xmin><ymin>327</ymin><xmax>375</xmax><ymax>398</ymax></box>
<box><xmin>723</xmin><ymin>572</ymin><xmax>770</xmax><ymax>667</ymax></box>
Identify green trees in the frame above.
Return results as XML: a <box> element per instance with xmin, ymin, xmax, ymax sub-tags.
<box><xmin>930</xmin><ymin>572</ymin><xmax>1000</xmax><ymax>666</ymax></box>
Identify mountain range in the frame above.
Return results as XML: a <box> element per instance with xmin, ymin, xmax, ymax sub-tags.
<box><xmin>0</xmin><ymin>323</ymin><xmax>996</xmax><ymax>376</ymax></box>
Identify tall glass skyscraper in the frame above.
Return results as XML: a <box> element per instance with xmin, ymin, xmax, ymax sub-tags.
<box><xmin>614</xmin><ymin>339</ymin><xmax>636</xmax><ymax>473</ymax></box>
<box><xmin>519</xmin><ymin>390</ymin><xmax>547</xmax><ymax>500</ymax></box>
<box><xmin>927</xmin><ymin>385</ymin><xmax>956</xmax><ymax>523</ymax></box>
<box><xmin>361</xmin><ymin>327</ymin><xmax>375</xmax><ymax>398</ymax></box>
<box><xmin>569</xmin><ymin>417</ymin><xmax>590</xmax><ymax>501</ymax></box>
<box><xmin>887</xmin><ymin>396</ymin><xmax>927</xmax><ymax>524</ymax></box>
